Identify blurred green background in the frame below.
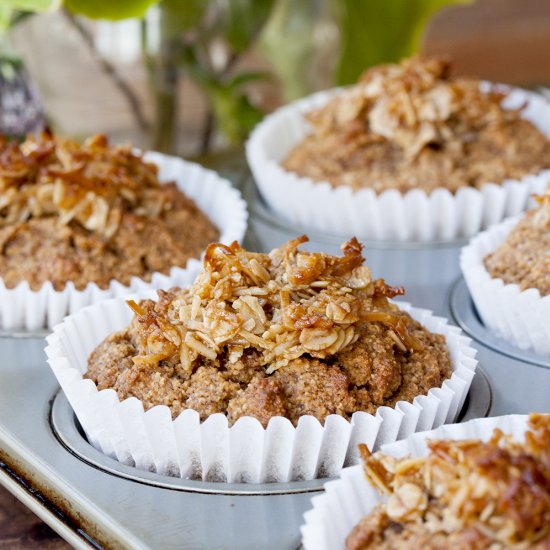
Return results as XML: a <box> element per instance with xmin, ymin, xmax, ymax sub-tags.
<box><xmin>2</xmin><ymin>0</ymin><xmax>550</xmax><ymax>157</ymax></box>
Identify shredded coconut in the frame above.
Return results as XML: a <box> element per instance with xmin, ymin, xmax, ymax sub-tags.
<box><xmin>0</xmin><ymin>132</ymin><xmax>170</xmax><ymax>237</ymax></box>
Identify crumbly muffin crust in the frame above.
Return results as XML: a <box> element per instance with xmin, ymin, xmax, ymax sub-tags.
<box><xmin>283</xmin><ymin>57</ymin><xmax>550</xmax><ymax>194</ymax></box>
<box><xmin>86</xmin><ymin>237</ymin><xmax>451</xmax><ymax>427</ymax></box>
<box><xmin>0</xmin><ymin>133</ymin><xmax>218</xmax><ymax>290</ymax></box>
<box><xmin>484</xmin><ymin>193</ymin><xmax>550</xmax><ymax>296</ymax></box>
<box><xmin>346</xmin><ymin>414</ymin><xmax>550</xmax><ymax>550</ymax></box>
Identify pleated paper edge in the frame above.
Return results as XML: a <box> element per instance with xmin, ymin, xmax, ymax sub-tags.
<box><xmin>245</xmin><ymin>85</ymin><xmax>550</xmax><ymax>241</ymax></box>
<box><xmin>301</xmin><ymin>414</ymin><xmax>533</xmax><ymax>550</ymax></box>
<box><xmin>0</xmin><ymin>153</ymin><xmax>248</xmax><ymax>330</ymax></box>
<box><xmin>460</xmin><ymin>216</ymin><xmax>550</xmax><ymax>356</ymax></box>
<box><xmin>45</xmin><ymin>296</ymin><xmax>477</xmax><ymax>484</ymax></box>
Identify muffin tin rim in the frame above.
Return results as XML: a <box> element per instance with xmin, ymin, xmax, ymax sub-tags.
<box><xmin>450</xmin><ymin>277</ymin><xmax>550</xmax><ymax>369</ymax></box>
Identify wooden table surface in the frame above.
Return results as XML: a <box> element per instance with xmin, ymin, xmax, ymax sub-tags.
<box><xmin>0</xmin><ymin>486</ymin><xmax>69</xmax><ymax>549</ymax></box>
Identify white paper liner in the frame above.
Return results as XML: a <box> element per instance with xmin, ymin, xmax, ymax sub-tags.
<box><xmin>0</xmin><ymin>152</ymin><xmax>248</xmax><ymax>331</ymax></box>
<box><xmin>460</xmin><ymin>216</ymin><xmax>550</xmax><ymax>356</ymax></box>
<box><xmin>45</xmin><ymin>298</ymin><xmax>477</xmax><ymax>483</ymax></box>
<box><xmin>301</xmin><ymin>414</ymin><xmax>535</xmax><ymax>550</ymax></box>
<box><xmin>246</xmin><ymin>85</ymin><xmax>550</xmax><ymax>241</ymax></box>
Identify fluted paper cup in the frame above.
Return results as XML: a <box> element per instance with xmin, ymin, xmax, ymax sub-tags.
<box><xmin>45</xmin><ymin>298</ymin><xmax>477</xmax><ymax>483</ymax></box>
<box><xmin>301</xmin><ymin>414</ymin><xmax>533</xmax><ymax>550</ymax></box>
<box><xmin>0</xmin><ymin>153</ymin><xmax>248</xmax><ymax>331</ymax></box>
<box><xmin>460</xmin><ymin>216</ymin><xmax>550</xmax><ymax>356</ymax></box>
<box><xmin>246</xmin><ymin>85</ymin><xmax>550</xmax><ymax>241</ymax></box>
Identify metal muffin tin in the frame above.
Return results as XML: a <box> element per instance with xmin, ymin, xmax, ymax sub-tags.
<box><xmin>0</xmin><ymin>173</ymin><xmax>548</xmax><ymax>549</ymax></box>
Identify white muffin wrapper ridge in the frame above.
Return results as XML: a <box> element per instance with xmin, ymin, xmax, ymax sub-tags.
<box><xmin>460</xmin><ymin>215</ymin><xmax>550</xmax><ymax>356</ymax></box>
<box><xmin>246</xmin><ymin>85</ymin><xmax>550</xmax><ymax>241</ymax></box>
<box><xmin>0</xmin><ymin>152</ymin><xmax>248</xmax><ymax>331</ymax></box>
<box><xmin>301</xmin><ymin>414</ymin><xmax>533</xmax><ymax>550</ymax></box>
<box><xmin>45</xmin><ymin>298</ymin><xmax>477</xmax><ymax>483</ymax></box>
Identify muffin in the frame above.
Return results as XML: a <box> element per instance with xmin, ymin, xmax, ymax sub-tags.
<box><xmin>461</xmin><ymin>191</ymin><xmax>550</xmax><ymax>355</ymax></box>
<box><xmin>0</xmin><ymin>131</ymin><xmax>247</xmax><ymax>329</ymax></box>
<box><xmin>86</xmin><ymin>236</ymin><xmax>451</xmax><ymax>426</ymax></box>
<box><xmin>246</xmin><ymin>56</ymin><xmax>550</xmax><ymax>240</ymax></box>
<box><xmin>301</xmin><ymin>414</ymin><xmax>550</xmax><ymax>549</ymax></box>
<box><xmin>0</xmin><ymin>132</ymin><xmax>218</xmax><ymax>290</ymax></box>
<box><xmin>347</xmin><ymin>414</ymin><xmax>550</xmax><ymax>549</ymax></box>
<box><xmin>484</xmin><ymin>192</ymin><xmax>550</xmax><ymax>296</ymax></box>
<box><xmin>284</xmin><ymin>57</ymin><xmax>550</xmax><ymax>194</ymax></box>
<box><xmin>46</xmin><ymin>236</ymin><xmax>477</xmax><ymax>482</ymax></box>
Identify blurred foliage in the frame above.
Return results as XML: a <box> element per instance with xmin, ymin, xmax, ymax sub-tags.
<box><xmin>262</xmin><ymin>0</ymin><xmax>473</xmax><ymax>100</ymax></box>
<box><xmin>64</xmin><ymin>0</ymin><xmax>159</xmax><ymax>20</ymax></box>
<box><xmin>334</xmin><ymin>0</ymin><xmax>474</xmax><ymax>85</ymax></box>
<box><xmin>0</xmin><ymin>0</ymin><xmax>57</xmax><ymax>30</ymax></box>
<box><xmin>261</xmin><ymin>0</ymin><xmax>336</xmax><ymax>101</ymax></box>
<box><xmin>0</xmin><ymin>0</ymin><xmax>160</xmax><ymax>30</ymax></box>
<box><xmin>145</xmin><ymin>0</ymin><xmax>275</xmax><ymax>150</ymax></box>
<box><xmin>1</xmin><ymin>0</ymin><xmax>476</xmax><ymax>151</ymax></box>
<box><xmin>3</xmin><ymin>0</ymin><xmax>274</xmax><ymax>151</ymax></box>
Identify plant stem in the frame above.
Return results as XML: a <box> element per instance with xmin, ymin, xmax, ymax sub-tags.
<box><xmin>197</xmin><ymin>49</ymin><xmax>243</xmax><ymax>155</ymax></box>
<box><xmin>199</xmin><ymin>109</ymin><xmax>214</xmax><ymax>156</ymax></box>
<box><xmin>141</xmin><ymin>5</ymin><xmax>182</xmax><ymax>154</ymax></box>
<box><xmin>62</xmin><ymin>9</ymin><xmax>150</xmax><ymax>134</ymax></box>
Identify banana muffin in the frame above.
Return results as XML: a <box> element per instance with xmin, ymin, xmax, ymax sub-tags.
<box><xmin>86</xmin><ymin>236</ymin><xmax>451</xmax><ymax>427</ymax></box>
<box><xmin>0</xmin><ymin>132</ymin><xmax>219</xmax><ymax>290</ymax></box>
<box><xmin>283</xmin><ymin>56</ymin><xmax>550</xmax><ymax>194</ymax></box>
<box><xmin>346</xmin><ymin>414</ymin><xmax>550</xmax><ymax>550</ymax></box>
<box><xmin>484</xmin><ymin>191</ymin><xmax>550</xmax><ymax>296</ymax></box>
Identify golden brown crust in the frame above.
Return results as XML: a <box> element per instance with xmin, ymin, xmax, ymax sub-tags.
<box><xmin>85</xmin><ymin>237</ymin><xmax>452</xmax><ymax>427</ymax></box>
<box><xmin>226</xmin><ymin>376</ymin><xmax>288</xmax><ymax>426</ymax></box>
<box><xmin>0</xmin><ymin>134</ymin><xmax>219</xmax><ymax>290</ymax></box>
<box><xmin>346</xmin><ymin>414</ymin><xmax>550</xmax><ymax>549</ymax></box>
<box><xmin>283</xmin><ymin>57</ymin><xmax>550</xmax><ymax>194</ymax></box>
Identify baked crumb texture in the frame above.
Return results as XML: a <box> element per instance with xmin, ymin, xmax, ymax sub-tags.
<box><xmin>0</xmin><ymin>132</ymin><xmax>219</xmax><ymax>290</ymax></box>
<box><xmin>86</xmin><ymin>236</ymin><xmax>451</xmax><ymax>427</ymax></box>
<box><xmin>484</xmin><ymin>191</ymin><xmax>550</xmax><ymax>296</ymax></box>
<box><xmin>283</xmin><ymin>56</ymin><xmax>550</xmax><ymax>194</ymax></box>
<box><xmin>346</xmin><ymin>414</ymin><xmax>550</xmax><ymax>550</ymax></box>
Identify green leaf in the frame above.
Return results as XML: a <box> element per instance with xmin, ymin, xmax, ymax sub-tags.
<box><xmin>334</xmin><ymin>0</ymin><xmax>473</xmax><ymax>85</ymax></box>
<box><xmin>64</xmin><ymin>0</ymin><xmax>160</xmax><ymax>20</ymax></box>
<box><xmin>208</xmin><ymin>86</ymin><xmax>264</xmax><ymax>144</ymax></box>
<box><xmin>225</xmin><ymin>0</ymin><xmax>276</xmax><ymax>53</ymax></box>
<box><xmin>157</xmin><ymin>0</ymin><xmax>208</xmax><ymax>38</ymax></box>
<box><xmin>0</xmin><ymin>5</ymin><xmax>12</xmax><ymax>31</ymax></box>
<box><xmin>5</xmin><ymin>0</ymin><xmax>60</xmax><ymax>11</ymax></box>
<box><xmin>224</xmin><ymin>70</ymin><xmax>271</xmax><ymax>91</ymax></box>
<box><xmin>0</xmin><ymin>0</ymin><xmax>59</xmax><ymax>30</ymax></box>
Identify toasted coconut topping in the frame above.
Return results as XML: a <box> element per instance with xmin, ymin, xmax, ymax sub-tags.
<box><xmin>0</xmin><ymin>132</ymin><xmax>171</xmax><ymax>237</ymax></box>
<box><xmin>355</xmin><ymin>414</ymin><xmax>550</xmax><ymax>548</ymax></box>
<box><xmin>533</xmin><ymin>189</ymin><xmax>550</xmax><ymax>227</ymax></box>
<box><xmin>128</xmin><ymin>236</ymin><xmax>421</xmax><ymax>374</ymax></box>
<box><xmin>308</xmin><ymin>56</ymin><xmax>516</xmax><ymax>159</ymax></box>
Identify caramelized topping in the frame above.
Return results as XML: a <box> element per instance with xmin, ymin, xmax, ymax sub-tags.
<box><xmin>308</xmin><ymin>56</ymin><xmax>519</xmax><ymax>159</ymax></box>
<box><xmin>127</xmin><ymin>236</ymin><xmax>422</xmax><ymax>374</ymax></box>
<box><xmin>357</xmin><ymin>414</ymin><xmax>550</xmax><ymax>546</ymax></box>
<box><xmin>533</xmin><ymin>189</ymin><xmax>550</xmax><ymax>227</ymax></box>
<box><xmin>0</xmin><ymin>132</ymin><xmax>171</xmax><ymax>237</ymax></box>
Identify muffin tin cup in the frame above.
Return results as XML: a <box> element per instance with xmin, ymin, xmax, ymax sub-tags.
<box><xmin>0</xmin><ymin>153</ymin><xmax>248</xmax><ymax>331</ymax></box>
<box><xmin>246</xmin><ymin>85</ymin><xmax>550</xmax><ymax>242</ymax></box>
<box><xmin>460</xmin><ymin>216</ymin><xmax>550</xmax><ymax>356</ymax></box>
<box><xmin>301</xmin><ymin>414</ymin><xmax>532</xmax><ymax>550</ymax></box>
<box><xmin>45</xmin><ymin>297</ymin><xmax>477</xmax><ymax>484</ymax></box>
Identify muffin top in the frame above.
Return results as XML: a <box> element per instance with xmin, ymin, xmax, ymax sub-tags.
<box><xmin>0</xmin><ymin>132</ymin><xmax>218</xmax><ymax>290</ymax></box>
<box><xmin>484</xmin><ymin>191</ymin><xmax>550</xmax><ymax>296</ymax></box>
<box><xmin>283</xmin><ymin>56</ymin><xmax>550</xmax><ymax>194</ymax></box>
<box><xmin>86</xmin><ymin>236</ymin><xmax>451</xmax><ymax>427</ymax></box>
<box><xmin>346</xmin><ymin>414</ymin><xmax>550</xmax><ymax>550</ymax></box>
